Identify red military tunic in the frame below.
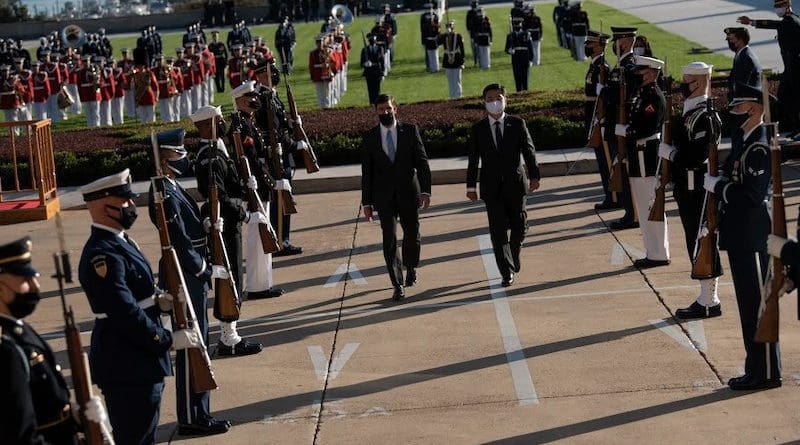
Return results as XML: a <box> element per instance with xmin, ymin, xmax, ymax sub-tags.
<box><xmin>77</xmin><ymin>67</ymin><xmax>101</xmax><ymax>102</ymax></box>
<box><xmin>113</xmin><ymin>68</ymin><xmax>127</xmax><ymax>98</ymax></box>
<box><xmin>171</xmin><ymin>66</ymin><xmax>184</xmax><ymax>93</ymax></box>
<box><xmin>132</xmin><ymin>67</ymin><xmax>157</xmax><ymax>106</ymax></box>
<box><xmin>16</xmin><ymin>69</ymin><xmax>33</xmax><ymax>104</ymax></box>
<box><xmin>32</xmin><ymin>72</ymin><xmax>50</xmax><ymax>103</ymax></box>
<box><xmin>0</xmin><ymin>76</ymin><xmax>25</xmax><ymax>109</ymax></box>
<box><xmin>43</xmin><ymin>61</ymin><xmax>62</xmax><ymax>92</ymax></box>
<box><xmin>190</xmin><ymin>54</ymin><xmax>205</xmax><ymax>86</ymax></box>
<box><xmin>175</xmin><ymin>58</ymin><xmax>194</xmax><ymax>90</ymax></box>
<box><xmin>309</xmin><ymin>49</ymin><xmax>333</xmax><ymax>82</ymax></box>
<box><xmin>228</xmin><ymin>57</ymin><xmax>245</xmax><ymax>88</ymax></box>
<box><xmin>100</xmin><ymin>68</ymin><xmax>115</xmax><ymax>101</ymax></box>
<box><xmin>154</xmin><ymin>66</ymin><xmax>176</xmax><ymax>99</ymax></box>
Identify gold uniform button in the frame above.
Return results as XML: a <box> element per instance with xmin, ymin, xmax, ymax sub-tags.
<box><xmin>153</xmin><ymin>335</ymin><xmax>160</xmax><ymax>342</ymax></box>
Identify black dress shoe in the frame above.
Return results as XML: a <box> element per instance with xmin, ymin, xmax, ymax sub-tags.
<box><xmin>405</xmin><ymin>269</ymin><xmax>417</xmax><ymax>287</ymax></box>
<box><xmin>246</xmin><ymin>287</ymin><xmax>285</xmax><ymax>300</ymax></box>
<box><xmin>274</xmin><ymin>244</ymin><xmax>303</xmax><ymax>257</ymax></box>
<box><xmin>216</xmin><ymin>339</ymin><xmax>263</xmax><ymax>357</ymax></box>
<box><xmin>609</xmin><ymin>218</ymin><xmax>639</xmax><ymax>230</ymax></box>
<box><xmin>501</xmin><ymin>273</ymin><xmax>514</xmax><ymax>287</ymax></box>
<box><xmin>177</xmin><ymin>418</ymin><xmax>231</xmax><ymax>436</ymax></box>
<box><xmin>392</xmin><ymin>285</ymin><xmax>405</xmax><ymax>301</ymax></box>
<box><xmin>633</xmin><ymin>258</ymin><xmax>671</xmax><ymax>269</ymax></box>
<box><xmin>675</xmin><ymin>302</ymin><xmax>721</xmax><ymax>320</ymax></box>
<box><xmin>594</xmin><ymin>200</ymin><xmax>622</xmax><ymax>210</ymax></box>
<box><xmin>728</xmin><ymin>375</ymin><xmax>782</xmax><ymax>391</ymax></box>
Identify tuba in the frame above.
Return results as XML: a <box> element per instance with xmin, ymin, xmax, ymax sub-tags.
<box><xmin>61</xmin><ymin>25</ymin><xmax>86</xmax><ymax>49</ymax></box>
<box><xmin>331</xmin><ymin>4</ymin><xmax>354</xmax><ymax>26</ymax></box>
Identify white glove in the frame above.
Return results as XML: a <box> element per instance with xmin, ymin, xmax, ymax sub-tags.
<box><xmin>211</xmin><ymin>265</ymin><xmax>230</xmax><ymax>280</ymax></box>
<box><xmin>213</xmin><ymin>217</ymin><xmax>223</xmax><ymax>232</ymax></box>
<box><xmin>254</xmin><ymin>211</ymin><xmax>269</xmax><ymax>225</ymax></box>
<box><xmin>157</xmin><ymin>292</ymin><xmax>173</xmax><ymax>312</ymax></box>
<box><xmin>696</xmin><ymin>226</ymin><xmax>709</xmax><ymax>240</ymax></box>
<box><xmin>247</xmin><ymin>175</ymin><xmax>258</xmax><ymax>191</ymax></box>
<box><xmin>202</xmin><ymin>217</ymin><xmax>211</xmax><ymax>233</ymax></box>
<box><xmin>296</xmin><ymin>140</ymin><xmax>308</xmax><ymax>151</ymax></box>
<box><xmin>509</xmin><ymin>49</ymin><xmax>515</xmax><ymax>55</ymax></box>
<box><xmin>658</xmin><ymin>142</ymin><xmax>676</xmax><ymax>161</ymax></box>
<box><xmin>275</xmin><ymin>179</ymin><xmax>292</xmax><ymax>192</ymax></box>
<box><xmin>364</xmin><ymin>61</ymin><xmax>373</xmax><ymax>67</ymax></box>
<box><xmin>83</xmin><ymin>395</ymin><xmax>109</xmax><ymax>426</ymax></box>
<box><xmin>703</xmin><ymin>173</ymin><xmax>721</xmax><ymax>193</ymax></box>
<box><xmin>767</xmin><ymin>234</ymin><xmax>790</xmax><ymax>258</ymax></box>
<box><xmin>293</xmin><ymin>115</ymin><xmax>302</xmax><ymax>127</ymax></box>
<box><xmin>171</xmin><ymin>329</ymin><xmax>201</xmax><ymax>350</ymax></box>
<box><xmin>614</xmin><ymin>124</ymin><xmax>629</xmax><ymax>137</ymax></box>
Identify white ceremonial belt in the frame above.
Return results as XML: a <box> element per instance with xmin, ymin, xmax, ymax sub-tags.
<box><xmin>514</xmin><ymin>47</ymin><xmax>529</xmax><ymax>50</ymax></box>
<box><xmin>94</xmin><ymin>295</ymin><xmax>156</xmax><ymax>319</ymax></box>
<box><xmin>0</xmin><ymin>92</ymin><xmax>15</xmax><ymax>95</ymax></box>
<box><xmin>636</xmin><ymin>133</ymin><xmax>661</xmax><ymax>146</ymax></box>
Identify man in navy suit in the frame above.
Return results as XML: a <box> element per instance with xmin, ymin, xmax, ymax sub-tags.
<box><xmin>467</xmin><ymin>83</ymin><xmax>540</xmax><ymax>287</ymax></box>
<box><xmin>724</xmin><ymin>27</ymin><xmax>761</xmax><ymax>103</ymax></box>
<box><xmin>361</xmin><ymin>94</ymin><xmax>432</xmax><ymax>301</ymax></box>
<box><xmin>78</xmin><ymin>169</ymin><xmax>201</xmax><ymax>444</ymax></box>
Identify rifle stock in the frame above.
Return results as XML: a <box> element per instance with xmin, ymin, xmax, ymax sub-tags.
<box><xmin>208</xmin><ymin>182</ymin><xmax>241</xmax><ymax>321</ymax></box>
<box><xmin>285</xmin><ymin>82</ymin><xmax>320</xmax><ymax>174</ymax></box>
<box><xmin>231</xmin><ymin>131</ymin><xmax>281</xmax><ymax>254</ymax></box>
<box><xmin>648</xmin><ymin>93</ymin><xmax>673</xmax><ymax>222</ymax></box>
<box><xmin>264</xmin><ymin>63</ymin><xmax>298</xmax><ymax>216</ymax></box>
<box><xmin>609</xmin><ymin>72</ymin><xmax>627</xmax><ymax>193</ymax></box>
<box><xmin>691</xmin><ymin>98</ymin><xmax>721</xmax><ymax>279</ymax></box>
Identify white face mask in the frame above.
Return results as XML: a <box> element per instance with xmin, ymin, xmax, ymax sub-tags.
<box><xmin>485</xmin><ymin>99</ymin><xmax>504</xmax><ymax>114</ymax></box>
<box><xmin>775</xmin><ymin>7</ymin><xmax>787</xmax><ymax>16</ymax></box>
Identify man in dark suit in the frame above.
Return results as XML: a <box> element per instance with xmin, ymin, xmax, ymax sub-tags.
<box><xmin>467</xmin><ymin>83</ymin><xmax>540</xmax><ymax>286</ymax></box>
<box><xmin>361</xmin><ymin>94</ymin><xmax>432</xmax><ymax>301</ymax></box>
<box><xmin>724</xmin><ymin>27</ymin><xmax>761</xmax><ymax>102</ymax></box>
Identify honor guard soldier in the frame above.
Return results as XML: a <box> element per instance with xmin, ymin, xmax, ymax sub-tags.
<box><xmin>466</xmin><ymin>0</ymin><xmax>481</xmax><ymax>66</ymax></box>
<box><xmin>198</xmin><ymin>43</ymin><xmax>215</xmax><ymax>106</ymax></box>
<box><xmin>42</xmin><ymin>51</ymin><xmax>64</xmax><ymax>123</ymax></box>
<box><xmin>64</xmin><ymin>48</ymin><xmax>83</xmax><ymax>116</ymax></box>
<box><xmin>110</xmin><ymin>57</ymin><xmax>128</xmax><ymax>125</ymax></box>
<box><xmin>209</xmin><ymin>31</ymin><xmax>228</xmax><ymax>93</ymax></box>
<box><xmin>120</xmin><ymin>48</ymin><xmax>136</xmax><ymax>117</ymax></box>
<box><xmin>148</xmin><ymin>129</ymin><xmax>232</xmax><ymax>436</ymax></box>
<box><xmin>522</xmin><ymin>3</ymin><xmax>542</xmax><ymax>65</ymax></box>
<box><xmin>659</xmin><ymin>62</ymin><xmax>725</xmax><ymax>319</ymax></box>
<box><xmin>13</xmin><ymin>58</ymin><xmax>32</xmax><ymax>121</ymax></box>
<box><xmin>275</xmin><ymin>17</ymin><xmax>297</xmax><ymax>73</ymax></box>
<box><xmin>78</xmin><ymin>169</ymin><xmax>203</xmax><ymax>443</ymax></box>
<box><xmin>739</xmin><ymin>0</ymin><xmax>800</xmax><ymax>136</ymax></box>
<box><xmin>155</xmin><ymin>55</ymin><xmax>177</xmax><ymax>123</ymax></box>
<box><xmin>370</xmin><ymin>16</ymin><xmax>392</xmax><ymax>75</ymax></box>
<box><xmin>190</xmin><ymin>105</ymin><xmax>264</xmax><ymax>356</ymax></box>
<box><xmin>76</xmin><ymin>54</ymin><xmax>101</xmax><ymax>128</ymax></box>
<box><xmin>0</xmin><ymin>65</ymin><xmax>24</xmax><ymax>127</ymax></box>
<box><xmin>475</xmin><ymin>9</ymin><xmax>493</xmax><ymax>69</ymax></box>
<box><xmin>131</xmin><ymin>50</ymin><xmax>158</xmax><ymax>123</ymax></box>
<box><xmin>584</xmin><ymin>30</ymin><xmax>615</xmax><ymax>209</ymax></box>
<box><xmin>553</xmin><ymin>0</ymin><xmax>568</xmax><ymax>48</ymax></box>
<box><xmin>230</xmin><ymin>81</ymin><xmax>286</xmax><ymax>297</ymax></box>
<box><xmin>505</xmin><ymin>19</ymin><xmax>535</xmax><ymax>92</ymax></box>
<box><xmin>0</xmin><ymin>237</ymin><xmax>110</xmax><ymax>444</ymax></box>
<box><xmin>382</xmin><ymin>5</ymin><xmax>398</xmax><ymax>63</ymax></box>
<box><xmin>227</xmin><ymin>44</ymin><xmax>246</xmax><ymax>89</ymax></box>
<box><xmin>615</xmin><ymin>55</ymin><xmax>670</xmax><ymax>268</ymax></box>
<box><xmin>702</xmin><ymin>84</ymin><xmax>781</xmax><ymax>390</ymax></box>
<box><xmin>361</xmin><ymin>34</ymin><xmax>385</xmax><ymax>105</ymax></box>
<box><xmin>333</xmin><ymin>24</ymin><xmax>351</xmax><ymax>97</ymax></box>
<box><xmin>510</xmin><ymin>0</ymin><xmax>526</xmax><ymax>24</ymax></box>
<box><xmin>175</xmin><ymin>48</ymin><xmax>194</xmax><ymax>118</ymax></box>
<box><xmin>35</xmin><ymin>36</ymin><xmax>50</xmax><ymax>62</ymax></box>
<box><xmin>569</xmin><ymin>1</ymin><xmax>590</xmax><ymax>61</ymax></box>
<box><xmin>309</xmin><ymin>35</ymin><xmax>334</xmax><ymax>108</ymax></box>
<box><xmin>167</xmin><ymin>57</ymin><xmax>185</xmax><ymax>120</ymax></box>
<box><xmin>421</xmin><ymin>4</ymin><xmax>441</xmax><ymax>72</ymax></box>
<box><xmin>724</xmin><ymin>27</ymin><xmax>761</xmax><ymax>103</ymax></box>
<box><xmin>31</xmin><ymin>61</ymin><xmax>50</xmax><ymax>120</ymax></box>
<box><xmin>439</xmin><ymin>20</ymin><xmax>465</xmax><ymax>99</ymax></box>
<box><xmin>97</xmin><ymin>57</ymin><xmax>115</xmax><ymax>127</ymax></box>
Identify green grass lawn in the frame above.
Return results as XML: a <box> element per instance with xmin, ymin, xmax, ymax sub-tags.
<box><xmin>49</xmin><ymin>0</ymin><xmax>732</xmax><ymax>132</ymax></box>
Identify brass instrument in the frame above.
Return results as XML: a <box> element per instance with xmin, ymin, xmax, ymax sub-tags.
<box><xmin>60</xmin><ymin>24</ymin><xmax>86</xmax><ymax>49</ymax></box>
<box><xmin>331</xmin><ymin>4</ymin><xmax>354</xmax><ymax>26</ymax></box>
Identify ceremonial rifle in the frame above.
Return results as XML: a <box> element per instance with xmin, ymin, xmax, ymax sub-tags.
<box><xmin>586</xmin><ymin>63</ymin><xmax>616</xmax><ymax>203</ymax></box>
<box><xmin>231</xmin><ymin>129</ymin><xmax>281</xmax><ymax>254</ymax></box>
<box><xmin>283</xmin><ymin>69</ymin><xmax>320</xmax><ymax>174</ymax></box>
<box><xmin>207</xmin><ymin>120</ymin><xmax>242</xmax><ymax>321</ymax></box>
<box><xmin>609</xmin><ymin>70</ymin><xmax>626</xmax><ymax>193</ymax></box>
<box><xmin>54</xmin><ymin>213</ymin><xmax>113</xmax><ymax>445</ymax></box>
<box><xmin>755</xmin><ymin>77</ymin><xmax>789</xmax><ymax>343</ymax></box>
<box><xmin>648</xmin><ymin>80</ymin><xmax>673</xmax><ymax>222</ymax></box>
<box><xmin>264</xmin><ymin>62</ymin><xmax>298</xmax><ymax>218</ymax></box>
<box><xmin>691</xmin><ymin>97</ymin><xmax>722</xmax><ymax>279</ymax></box>
<box><xmin>150</xmin><ymin>130</ymin><xmax>217</xmax><ymax>393</ymax></box>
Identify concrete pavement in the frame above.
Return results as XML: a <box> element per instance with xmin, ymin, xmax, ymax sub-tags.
<box><xmin>18</xmin><ymin>161</ymin><xmax>800</xmax><ymax>444</ymax></box>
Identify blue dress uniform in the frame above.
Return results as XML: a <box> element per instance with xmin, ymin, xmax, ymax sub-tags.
<box><xmin>505</xmin><ymin>23</ymin><xmax>534</xmax><ymax>92</ymax></box>
<box><xmin>584</xmin><ymin>32</ymin><xmax>613</xmax><ymax>207</ymax></box>
<box><xmin>361</xmin><ymin>36</ymin><xmax>385</xmax><ymax>105</ymax></box>
<box><xmin>712</xmin><ymin>84</ymin><xmax>780</xmax><ymax>388</ymax></box>
<box><xmin>0</xmin><ymin>238</ymin><xmax>80</xmax><ymax>444</ymax></box>
<box><xmin>78</xmin><ymin>170</ymin><xmax>173</xmax><ymax>444</ymax></box>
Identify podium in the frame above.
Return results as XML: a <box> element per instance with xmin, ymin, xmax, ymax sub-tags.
<box><xmin>0</xmin><ymin>119</ymin><xmax>60</xmax><ymax>224</ymax></box>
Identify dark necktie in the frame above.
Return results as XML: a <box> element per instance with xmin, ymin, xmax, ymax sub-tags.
<box><xmin>123</xmin><ymin>233</ymin><xmax>142</xmax><ymax>252</ymax></box>
<box><xmin>494</xmin><ymin>121</ymin><xmax>503</xmax><ymax>149</ymax></box>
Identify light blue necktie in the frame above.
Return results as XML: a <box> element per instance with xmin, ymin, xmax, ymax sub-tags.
<box><xmin>386</xmin><ymin>130</ymin><xmax>396</xmax><ymax>162</ymax></box>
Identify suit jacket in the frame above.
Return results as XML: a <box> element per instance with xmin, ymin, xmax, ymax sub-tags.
<box><xmin>361</xmin><ymin>121</ymin><xmax>432</xmax><ymax>209</ymax></box>
<box><xmin>467</xmin><ymin>114</ymin><xmax>540</xmax><ymax>199</ymax></box>
<box><xmin>728</xmin><ymin>46</ymin><xmax>761</xmax><ymax>101</ymax></box>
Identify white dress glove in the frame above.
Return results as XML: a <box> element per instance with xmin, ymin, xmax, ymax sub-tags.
<box><xmin>703</xmin><ymin>173</ymin><xmax>721</xmax><ymax>193</ymax></box>
<box><xmin>295</xmin><ymin>140</ymin><xmax>308</xmax><ymax>151</ymax></box>
<box><xmin>364</xmin><ymin>60</ymin><xmax>372</xmax><ymax>67</ymax></box>
<box><xmin>275</xmin><ymin>179</ymin><xmax>292</xmax><ymax>192</ymax></box>
<box><xmin>211</xmin><ymin>265</ymin><xmax>230</xmax><ymax>280</ymax></box>
<box><xmin>767</xmin><ymin>234</ymin><xmax>790</xmax><ymax>258</ymax></box>
<box><xmin>157</xmin><ymin>292</ymin><xmax>173</xmax><ymax>312</ymax></box>
<box><xmin>213</xmin><ymin>218</ymin><xmax>223</xmax><ymax>232</ymax></box>
<box><xmin>658</xmin><ymin>142</ymin><xmax>676</xmax><ymax>161</ymax></box>
<box><xmin>171</xmin><ymin>329</ymin><xmax>201</xmax><ymax>350</ymax></box>
<box><xmin>247</xmin><ymin>175</ymin><xmax>258</xmax><ymax>191</ymax></box>
<box><xmin>83</xmin><ymin>395</ymin><xmax>109</xmax><ymax>426</ymax></box>
<box><xmin>614</xmin><ymin>124</ymin><xmax>629</xmax><ymax>137</ymax></box>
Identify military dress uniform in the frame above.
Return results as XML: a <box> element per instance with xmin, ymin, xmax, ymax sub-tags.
<box><xmin>209</xmin><ymin>36</ymin><xmax>228</xmax><ymax>93</ymax></box>
<box><xmin>361</xmin><ymin>37</ymin><xmax>385</xmax><ymax>105</ymax></box>
<box><xmin>475</xmin><ymin>14</ymin><xmax>493</xmax><ymax>69</ymax></box>
<box><xmin>275</xmin><ymin>21</ymin><xmax>297</xmax><ymax>72</ymax></box>
<box><xmin>707</xmin><ymin>84</ymin><xmax>780</xmax><ymax>388</ymax></box>
<box><xmin>505</xmin><ymin>24</ymin><xmax>535</xmax><ymax>92</ymax></box>
<box><xmin>569</xmin><ymin>3</ymin><xmax>590</xmax><ymax>61</ymax></box>
<box><xmin>584</xmin><ymin>31</ymin><xmax>613</xmax><ymax>206</ymax></box>
<box><xmin>466</xmin><ymin>1</ymin><xmax>481</xmax><ymax>66</ymax></box>
<box><xmin>77</xmin><ymin>170</ymin><xmax>174</xmax><ymax>444</ymax></box>
<box><xmin>522</xmin><ymin>6</ymin><xmax>543</xmax><ymax>66</ymax></box>
<box><xmin>420</xmin><ymin>7</ymin><xmax>440</xmax><ymax>72</ymax></box>
<box><xmin>439</xmin><ymin>25</ymin><xmax>465</xmax><ymax>99</ymax></box>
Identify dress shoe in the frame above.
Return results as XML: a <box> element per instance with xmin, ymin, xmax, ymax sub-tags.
<box><xmin>177</xmin><ymin>417</ymin><xmax>231</xmax><ymax>436</ymax></box>
<box><xmin>594</xmin><ymin>200</ymin><xmax>622</xmax><ymax>210</ymax></box>
<box><xmin>728</xmin><ymin>375</ymin><xmax>782</xmax><ymax>391</ymax></box>
<box><xmin>248</xmin><ymin>288</ymin><xmax>284</xmax><ymax>300</ymax></box>
<box><xmin>501</xmin><ymin>273</ymin><xmax>514</xmax><ymax>287</ymax></box>
<box><xmin>675</xmin><ymin>302</ymin><xmax>721</xmax><ymax>320</ymax></box>
<box><xmin>392</xmin><ymin>285</ymin><xmax>405</xmax><ymax>301</ymax></box>
<box><xmin>609</xmin><ymin>218</ymin><xmax>639</xmax><ymax>230</ymax></box>
<box><xmin>216</xmin><ymin>339</ymin><xmax>263</xmax><ymax>357</ymax></box>
<box><xmin>274</xmin><ymin>244</ymin><xmax>303</xmax><ymax>257</ymax></box>
<box><xmin>633</xmin><ymin>258</ymin><xmax>671</xmax><ymax>269</ymax></box>
<box><xmin>405</xmin><ymin>269</ymin><xmax>417</xmax><ymax>287</ymax></box>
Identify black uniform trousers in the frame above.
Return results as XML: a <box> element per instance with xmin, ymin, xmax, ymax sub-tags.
<box><xmin>221</xmin><ymin>226</ymin><xmax>242</xmax><ymax>307</ymax></box>
<box><xmin>727</xmin><ymin>249</ymin><xmax>781</xmax><ymax>380</ymax></box>
<box><xmin>606</xmin><ymin>135</ymin><xmax>635</xmax><ymax>220</ymax></box>
<box><xmin>102</xmin><ymin>381</ymin><xmax>164</xmax><ymax>445</ymax></box>
<box><xmin>779</xmin><ymin>66</ymin><xmax>800</xmax><ymax>132</ymax></box>
<box><xmin>214</xmin><ymin>59</ymin><xmax>226</xmax><ymax>92</ymax></box>
<box><xmin>366</xmin><ymin>74</ymin><xmax>382</xmax><ymax>105</ymax></box>
<box><xmin>270</xmin><ymin>167</ymin><xmax>294</xmax><ymax>244</ymax></box>
<box><xmin>377</xmin><ymin>193</ymin><xmax>421</xmax><ymax>287</ymax></box>
<box><xmin>511</xmin><ymin>54</ymin><xmax>530</xmax><ymax>92</ymax></box>
<box><xmin>673</xmin><ymin>184</ymin><xmax>722</xmax><ymax>274</ymax></box>
<box><xmin>586</xmin><ymin>101</ymin><xmax>613</xmax><ymax>203</ymax></box>
<box><xmin>484</xmin><ymin>187</ymin><xmax>527</xmax><ymax>278</ymax></box>
<box><xmin>175</xmin><ymin>273</ymin><xmax>211</xmax><ymax>425</ymax></box>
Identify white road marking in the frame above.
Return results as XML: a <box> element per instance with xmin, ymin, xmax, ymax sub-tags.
<box><xmin>478</xmin><ymin>234</ymin><xmax>539</xmax><ymax>406</ymax></box>
<box><xmin>611</xmin><ymin>242</ymin><xmax>647</xmax><ymax>265</ymax></box>
<box><xmin>307</xmin><ymin>342</ymin><xmax>360</xmax><ymax>381</ymax></box>
<box><xmin>649</xmin><ymin>319</ymin><xmax>699</xmax><ymax>351</ymax></box>
<box><xmin>324</xmin><ymin>263</ymin><xmax>368</xmax><ymax>287</ymax></box>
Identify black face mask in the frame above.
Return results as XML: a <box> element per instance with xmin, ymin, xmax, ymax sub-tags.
<box><xmin>107</xmin><ymin>204</ymin><xmax>138</xmax><ymax>230</ymax></box>
<box><xmin>378</xmin><ymin>113</ymin><xmax>395</xmax><ymax>126</ymax></box>
<box><xmin>680</xmin><ymin>82</ymin><xmax>693</xmax><ymax>98</ymax></box>
<box><xmin>167</xmin><ymin>157</ymin><xmax>193</xmax><ymax>177</ymax></box>
<box><xmin>7</xmin><ymin>291</ymin><xmax>41</xmax><ymax>319</ymax></box>
<box><xmin>584</xmin><ymin>46</ymin><xmax>594</xmax><ymax>58</ymax></box>
<box><xmin>727</xmin><ymin>41</ymin><xmax>737</xmax><ymax>52</ymax></box>
<box><xmin>725</xmin><ymin>108</ymin><xmax>749</xmax><ymax>130</ymax></box>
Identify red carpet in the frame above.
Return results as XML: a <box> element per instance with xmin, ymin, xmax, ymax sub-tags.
<box><xmin>0</xmin><ymin>200</ymin><xmax>41</xmax><ymax>210</ymax></box>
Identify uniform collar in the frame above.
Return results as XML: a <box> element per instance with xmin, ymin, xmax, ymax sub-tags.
<box><xmin>92</xmin><ymin>223</ymin><xmax>125</xmax><ymax>239</ymax></box>
<box><xmin>488</xmin><ymin>113</ymin><xmax>506</xmax><ymax>127</ymax></box>
<box><xmin>683</xmin><ymin>95</ymin><xmax>707</xmax><ymax>115</ymax></box>
<box><xmin>742</xmin><ymin>122</ymin><xmax>764</xmax><ymax>142</ymax></box>
<box><xmin>0</xmin><ymin>313</ymin><xmax>23</xmax><ymax>326</ymax></box>
<box><xmin>591</xmin><ymin>53</ymin><xmax>603</xmax><ymax>63</ymax></box>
